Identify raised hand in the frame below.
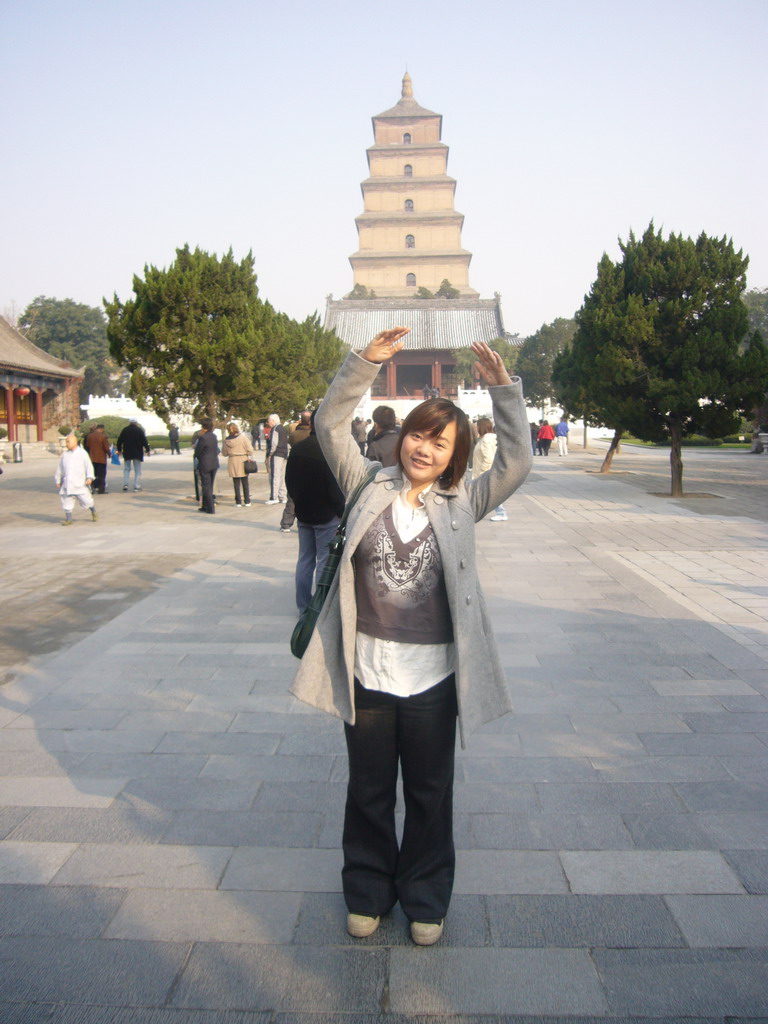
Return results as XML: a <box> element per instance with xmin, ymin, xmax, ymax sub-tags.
<box><xmin>471</xmin><ymin>341</ymin><xmax>512</xmax><ymax>387</ymax></box>
<box><xmin>361</xmin><ymin>327</ymin><xmax>411</xmax><ymax>364</ymax></box>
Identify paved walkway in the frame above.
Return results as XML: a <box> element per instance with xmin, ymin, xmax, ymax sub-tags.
<box><xmin>1</xmin><ymin>447</ymin><xmax>767</xmax><ymax>1022</ymax></box>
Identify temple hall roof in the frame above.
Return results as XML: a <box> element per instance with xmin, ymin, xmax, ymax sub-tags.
<box><xmin>0</xmin><ymin>316</ymin><xmax>83</xmax><ymax>378</ymax></box>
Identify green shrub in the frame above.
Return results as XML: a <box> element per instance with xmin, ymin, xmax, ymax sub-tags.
<box><xmin>146</xmin><ymin>434</ymin><xmax>196</xmax><ymax>449</ymax></box>
<box><xmin>0</xmin><ymin>427</ymin><xmax>7</xmax><ymax>440</ymax></box>
<box><xmin>58</xmin><ymin>424</ymin><xmax>73</xmax><ymax>436</ymax></box>
<box><xmin>78</xmin><ymin>415</ymin><xmax>132</xmax><ymax>441</ymax></box>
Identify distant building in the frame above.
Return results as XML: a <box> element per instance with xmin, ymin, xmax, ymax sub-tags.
<box><xmin>326</xmin><ymin>73</ymin><xmax>516</xmax><ymax>404</ymax></box>
<box><xmin>0</xmin><ymin>316</ymin><xmax>83</xmax><ymax>442</ymax></box>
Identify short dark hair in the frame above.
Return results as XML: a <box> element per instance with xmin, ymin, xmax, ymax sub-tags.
<box><xmin>372</xmin><ymin>405</ymin><xmax>396</xmax><ymax>431</ymax></box>
<box><xmin>200</xmin><ymin>417</ymin><xmax>213</xmax><ymax>431</ymax></box>
<box><xmin>395</xmin><ymin>398</ymin><xmax>471</xmax><ymax>488</ymax></box>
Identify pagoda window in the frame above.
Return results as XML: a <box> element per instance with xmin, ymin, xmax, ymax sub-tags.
<box><xmin>405</xmin><ymin>235</ymin><xmax>415</xmax><ymax>249</ymax></box>
<box><xmin>406</xmin><ymin>273</ymin><xmax>416</xmax><ymax>287</ymax></box>
<box><xmin>404</xmin><ymin>164</ymin><xmax>413</xmax><ymax>177</ymax></box>
<box><xmin>403</xmin><ymin>133</ymin><xmax>412</xmax><ymax>144</ymax></box>
<box><xmin>404</xmin><ymin>199</ymin><xmax>414</xmax><ymax>212</ymax></box>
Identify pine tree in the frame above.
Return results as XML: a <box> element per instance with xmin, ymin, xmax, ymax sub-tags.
<box><xmin>105</xmin><ymin>246</ymin><xmax>345</xmax><ymax>424</ymax></box>
<box><xmin>553</xmin><ymin>224</ymin><xmax>768</xmax><ymax>494</ymax></box>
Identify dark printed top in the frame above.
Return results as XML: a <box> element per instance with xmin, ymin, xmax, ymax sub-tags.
<box><xmin>353</xmin><ymin>505</ymin><xmax>453</xmax><ymax>645</ymax></box>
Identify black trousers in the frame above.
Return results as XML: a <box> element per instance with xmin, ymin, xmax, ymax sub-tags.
<box><xmin>233</xmin><ymin>476</ymin><xmax>250</xmax><ymax>504</ymax></box>
<box><xmin>342</xmin><ymin>674</ymin><xmax>457</xmax><ymax>923</ymax></box>
<box><xmin>199</xmin><ymin>467</ymin><xmax>217</xmax><ymax>513</ymax></box>
<box><xmin>93</xmin><ymin>463</ymin><xmax>107</xmax><ymax>494</ymax></box>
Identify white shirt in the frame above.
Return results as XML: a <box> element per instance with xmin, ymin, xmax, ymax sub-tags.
<box><xmin>354</xmin><ymin>478</ymin><xmax>455</xmax><ymax>696</ymax></box>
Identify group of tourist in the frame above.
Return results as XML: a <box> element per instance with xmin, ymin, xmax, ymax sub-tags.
<box><xmin>54</xmin><ymin>419</ymin><xmax>152</xmax><ymax>524</ymax></box>
<box><xmin>531</xmin><ymin>415</ymin><xmax>570</xmax><ymax>456</ymax></box>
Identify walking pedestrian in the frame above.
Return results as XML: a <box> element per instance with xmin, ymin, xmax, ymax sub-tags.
<box><xmin>265</xmin><ymin>414</ymin><xmax>288</xmax><ymax>504</ymax></box>
<box><xmin>168</xmin><ymin>424</ymin><xmax>181</xmax><ymax>454</ymax></box>
<box><xmin>285</xmin><ymin>409</ymin><xmax>345</xmax><ymax>613</ymax></box>
<box><xmin>529</xmin><ymin>421</ymin><xmax>539</xmax><ymax>456</ymax></box>
<box><xmin>55</xmin><ymin>434</ymin><xmax>97</xmax><ymax>525</ymax></box>
<box><xmin>555</xmin><ymin>416</ymin><xmax>569</xmax><ymax>456</ymax></box>
<box><xmin>222</xmin><ymin>422</ymin><xmax>254</xmax><ymax>507</ymax></box>
<box><xmin>291</xmin><ymin>329</ymin><xmax>532</xmax><ymax>946</ymax></box>
<box><xmin>365</xmin><ymin>406</ymin><xmax>400</xmax><ymax>467</ymax></box>
<box><xmin>84</xmin><ymin>424</ymin><xmax>111</xmax><ymax>494</ymax></box>
<box><xmin>116</xmin><ymin>419</ymin><xmax>150</xmax><ymax>490</ymax></box>
<box><xmin>537</xmin><ymin>420</ymin><xmax>555</xmax><ymax>456</ymax></box>
<box><xmin>194</xmin><ymin>418</ymin><xmax>219</xmax><ymax>514</ymax></box>
<box><xmin>474</xmin><ymin>417</ymin><xmax>507</xmax><ymax>521</ymax></box>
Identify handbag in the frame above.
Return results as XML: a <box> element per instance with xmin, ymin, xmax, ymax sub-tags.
<box><xmin>244</xmin><ymin>459</ymin><xmax>259</xmax><ymax>474</ymax></box>
<box><xmin>290</xmin><ymin>465</ymin><xmax>378</xmax><ymax>659</ymax></box>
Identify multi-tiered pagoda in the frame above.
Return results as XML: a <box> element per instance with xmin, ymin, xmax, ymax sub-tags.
<box><xmin>326</xmin><ymin>73</ymin><xmax>512</xmax><ymax>404</ymax></box>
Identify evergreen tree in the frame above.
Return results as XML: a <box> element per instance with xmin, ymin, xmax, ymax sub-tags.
<box><xmin>516</xmin><ymin>317</ymin><xmax>576</xmax><ymax>409</ymax></box>
<box><xmin>20</xmin><ymin>296</ymin><xmax>117</xmax><ymax>402</ymax></box>
<box><xmin>105</xmin><ymin>246</ymin><xmax>345</xmax><ymax>424</ymax></box>
<box><xmin>435</xmin><ymin>279</ymin><xmax>459</xmax><ymax>299</ymax></box>
<box><xmin>345</xmin><ymin>284</ymin><xmax>377</xmax><ymax>299</ymax></box>
<box><xmin>553</xmin><ymin>224</ymin><xmax>768</xmax><ymax>494</ymax></box>
<box><xmin>451</xmin><ymin>337</ymin><xmax>518</xmax><ymax>387</ymax></box>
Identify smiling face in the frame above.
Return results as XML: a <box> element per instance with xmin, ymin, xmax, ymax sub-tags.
<box><xmin>399</xmin><ymin>420</ymin><xmax>457</xmax><ymax>488</ymax></box>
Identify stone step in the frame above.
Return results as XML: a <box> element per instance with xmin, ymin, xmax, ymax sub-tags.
<box><xmin>0</xmin><ymin>441</ymin><xmax>59</xmax><ymax>461</ymax></box>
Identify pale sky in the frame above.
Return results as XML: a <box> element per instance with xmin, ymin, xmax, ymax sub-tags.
<box><xmin>2</xmin><ymin>0</ymin><xmax>766</xmax><ymax>339</ymax></box>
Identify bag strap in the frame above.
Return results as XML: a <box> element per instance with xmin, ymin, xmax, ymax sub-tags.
<box><xmin>338</xmin><ymin>464</ymin><xmax>379</xmax><ymax>533</ymax></box>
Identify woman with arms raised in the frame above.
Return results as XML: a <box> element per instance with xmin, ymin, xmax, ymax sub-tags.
<box><xmin>291</xmin><ymin>328</ymin><xmax>532</xmax><ymax>945</ymax></box>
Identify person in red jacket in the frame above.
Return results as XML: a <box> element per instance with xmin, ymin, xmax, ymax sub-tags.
<box><xmin>537</xmin><ymin>420</ymin><xmax>555</xmax><ymax>456</ymax></box>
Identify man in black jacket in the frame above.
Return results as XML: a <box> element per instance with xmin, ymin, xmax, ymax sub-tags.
<box><xmin>194</xmin><ymin>418</ymin><xmax>220</xmax><ymax>514</ymax></box>
<box><xmin>365</xmin><ymin>405</ymin><xmax>400</xmax><ymax>467</ymax></box>
<box><xmin>116</xmin><ymin>420</ymin><xmax>150</xmax><ymax>491</ymax></box>
<box><xmin>285</xmin><ymin>410</ymin><xmax>345</xmax><ymax>614</ymax></box>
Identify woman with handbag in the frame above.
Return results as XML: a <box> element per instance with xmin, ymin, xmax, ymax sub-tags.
<box><xmin>291</xmin><ymin>329</ymin><xmax>532</xmax><ymax>946</ymax></box>
<box><xmin>222</xmin><ymin>422</ymin><xmax>254</xmax><ymax>507</ymax></box>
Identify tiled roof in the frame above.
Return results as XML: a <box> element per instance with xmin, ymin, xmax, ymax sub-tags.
<box><xmin>325</xmin><ymin>299</ymin><xmax>513</xmax><ymax>351</ymax></box>
<box><xmin>373</xmin><ymin>97</ymin><xmax>439</xmax><ymax>120</ymax></box>
<box><xmin>0</xmin><ymin>316</ymin><xmax>83</xmax><ymax>378</ymax></box>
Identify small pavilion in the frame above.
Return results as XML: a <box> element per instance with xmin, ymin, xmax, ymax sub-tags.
<box><xmin>0</xmin><ymin>316</ymin><xmax>83</xmax><ymax>443</ymax></box>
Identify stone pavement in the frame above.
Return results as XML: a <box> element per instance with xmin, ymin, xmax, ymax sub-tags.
<box><xmin>0</xmin><ymin>447</ymin><xmax>767</xmax><ymax>1022</ymax></box>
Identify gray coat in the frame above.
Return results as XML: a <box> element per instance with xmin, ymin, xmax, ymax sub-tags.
<box><xmin>290</xmin><ymin>351</ymin><xmax>533</xmax><ymax>747</ymax></box>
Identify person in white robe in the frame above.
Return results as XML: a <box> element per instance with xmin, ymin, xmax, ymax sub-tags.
<box><xmin>55</xmin><ymin>434</ymin><xmax>97</xmax><ymax>525</ymax></box>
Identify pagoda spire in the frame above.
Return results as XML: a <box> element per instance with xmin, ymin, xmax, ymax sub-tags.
<box><xmin>402</xmin><ymin>71</ymin><xmax>413</xmax><ymax>99</ymax></box>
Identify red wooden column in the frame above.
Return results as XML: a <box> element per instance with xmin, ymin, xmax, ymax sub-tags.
<box><xmin>35</xmin><ymin>388</ymin><xmax>44</xmax><ymax>441</ymax></box>
<box><xmin>386</xmin><ymin>360</ymin><xmax>397</xmax><ymax>399</ymax></box>
<box><xmin>5</xmin><ymin>387</ymin><xmax>16</xmax><ymax>442</ymax></box>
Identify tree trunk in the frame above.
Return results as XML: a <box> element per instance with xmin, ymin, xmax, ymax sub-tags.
<box><xmin>599</xmin><ymin>428</ymin><xmax>622</xmax><ymax>472</ymax></box>
<box><xmin>669</xmin><ymin>420</ymin><xmax>684</xmax><ymax>497</ymax></box>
